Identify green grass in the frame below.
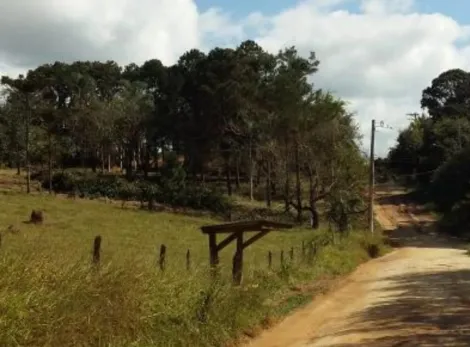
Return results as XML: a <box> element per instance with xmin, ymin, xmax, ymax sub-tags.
<box><xmin>0</xmin><ymin>172</ymin><xmax>388</xmax><ymax>347</ymax></box>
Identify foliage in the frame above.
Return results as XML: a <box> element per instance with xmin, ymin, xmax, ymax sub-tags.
<box><xmin>428</xmin><ymin>146</ymin><xmax>470</xmax><ymax>212</ymax></box>
<box><xmin>387</xmin><ymin>67</ymin><xmax>470</xmax><ymax>236</ymax></box>
<box><xmin>0</xmin><ymin>39</ymin><xmax>366</xmax><ymax>223</ymax></box>
<box><xmin>421</xmin><ymin>69</ymin><xmax>470</xmax><ymax>121</ymax></box>
<box><xmin>438</xmin><ymin>197</ymin><xmax>470</xmax><ymax>236</ymax></box>
<box><xmin>389</xmin><ymin>69</ymin><xmax>470</xmax><ymax>185</ymax></box>
<box><xmin>43</xmin><ymin>170</ymin><xmax>230</xmax><ymax>213</ymax></box>
<box><xmin>325</xmin><ymin>189</ymin><xmax>367</xmax><ymax>233</ymax></box>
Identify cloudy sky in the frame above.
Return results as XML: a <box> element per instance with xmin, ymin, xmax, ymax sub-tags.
<box><xmin>1</xmin><ymin>0</ymin><xmax>470</xmax><ymax>156</ymax></box>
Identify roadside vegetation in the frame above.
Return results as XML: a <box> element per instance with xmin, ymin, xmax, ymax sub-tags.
<box><xmin>381</xmin><ymin>69</ymin><xmax>470</xmax><ymax>238</ymax></box>
<box><xmin>0</xmin><ymin>171</ymin><xmax>386</xmax><ymax>347</ymax></box>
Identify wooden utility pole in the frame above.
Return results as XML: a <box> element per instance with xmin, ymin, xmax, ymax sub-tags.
<box><xmin>406</xmin><ymin>112</ymin><xmax>419</xmax><ymax>121</ymax></box>
<box><xmin>407</xmin><ymin>112</ymin><xmax>421</xmax><ymax>180</ymax></box>
<box><xmin>369</xmin><ymin>119</ymin><xmax>375</xmax><ymax>234</ymax></box>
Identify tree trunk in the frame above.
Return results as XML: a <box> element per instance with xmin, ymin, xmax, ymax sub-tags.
<box><xmin>25</xmin><ymin>100</ymin><xmax>31</xmax><ymax>194</ymax></box>
<box><xmin>100</xmin><ymin>147</ymin><xmax>105</xmax><ymax>173</ymax></box>
<box><xmin>126</xmin><ymin>143</ymin><xmax>133</xmax><ymax>180</ymax></box>
<box><xmin>136</xmin><ymin>142</ymin><xmax>142</xmax><ymax>171</ymax></box>
<box><xmin>107</xmin><ymin>152</ymin><xmax>111</xmax><ymax>172</ymax></box>
<box><xmin>80</xmin><ymin>140</ymin><xmax>86</xmax><ymax>169</ymax></box>
<box><xmin>144</xmin><ymin>141</ymin><xmax>151</xmax><ymax>178</ymax></box>
<box><xmin>284</xmin><ymin>141</ymin><xmax>290</xmax><ymax>212</ymax></box>
<box><xmin>16</xmin><ymin>143</ymin><xmax>21</xmax><ymax>175</ymax></box>
<box><xmin>48</xmin><ymin>132</ymin><xmax>53</xmax><ymax>194</ymax></box>
<box><xmin>307</xmin><ymin>166</ymin><xmax>320</xmax><ymax>229</ymax></box>
<box><xmin>119</xmin><ymin>145</ymin><xmax>123</xmax><ymax>171</ymax></box>
<box><xmin>294</xmin><ymin>139</ymin><xmax>302</xmax><ymax>222</ymax></box>
<box><xmin>225</xmin><ymin>158</ymin><xmax>232</xmax><ymax>196</ymax></box>
<box><xmin>249</xmin><ymin>138</ymin><xmax>254</xmax><ymax>201</ymax></box>
<box><xmin>310</xmin><ymin>203</ymin><xmax>320</xmax><ymax>229</ymax></box>
<box><xmin>266</xmin><ymin>159</ymin><xmax>272</xmax><ymax>208</ymax></box>
<box><xmin>91</xmin><ymin>149</ymin><xmax>98</xmax><ymax>173</ymax></box>
<box><xmin>235</xmin><ymin>155</ymin><xmax>240</xmax><ymax>191</ymax></box>
<box><xmin>271</xmin><ymin>174</ymin><xmax>277</xmax><ymax>196</ymax></box>
<box><xmin>161</xmin><ymin>141</ymin><xmax>166</xmax><ymax>163</ymax></box>
<box><xmin>255</xmin><ymin>164</ymin><xmax>261</xmax><ymax>188</ymax></box>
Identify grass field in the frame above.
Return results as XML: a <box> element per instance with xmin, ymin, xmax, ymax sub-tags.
<box><xmin>0</xmin><ymin>171</ymin><xmax>387</xmax><ymax>347</ymax></box>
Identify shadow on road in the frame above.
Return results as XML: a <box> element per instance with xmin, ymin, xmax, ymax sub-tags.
<box><xmin>314</xmin><ymin>185</ymin><xmax>470</xmax><ymax>346</ymax></box>
<box><xmin>383</xmin><ymin>220</ymin><xmax>466</xmax><ymax>250</ymax></box>
<box><xmin>315</xmin><ymin>268</ymin><xmax>470</xmax><ymax>347</ymax></box>
<box><xmin>374</xmin><ymin>190</ymin><xmax>465</xmax><ymax>250</ymax></box>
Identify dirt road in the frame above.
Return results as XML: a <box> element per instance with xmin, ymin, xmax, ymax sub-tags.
<box><xmin>246</xmin><ymin>187</ymin><xmax>470</xmax><ymax>347</ymax></box>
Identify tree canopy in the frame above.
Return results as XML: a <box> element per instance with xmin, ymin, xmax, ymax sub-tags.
<box><xmin>0</xmin><ymin>40</ymin><xmax>366</xmax><ymax>227</ymax></box>
<box><xmin>387</xmin><ymin>67</ymin><xmax>470</xmax><ymax>235</ymax></box>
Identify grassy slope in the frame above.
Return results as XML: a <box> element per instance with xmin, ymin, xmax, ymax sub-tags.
<box><xmin>0</xmin><ymin>172</ymin><xmax>387</xmax><ymax>347</ymax></box>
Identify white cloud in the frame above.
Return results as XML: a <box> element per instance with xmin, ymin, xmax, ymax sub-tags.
<box><xmin>1</xmin><ymin>0</ymin><xmax>470</xmax><ymax>156</ymax></box>
<box><xmin>0</xmin><ymin>0</ymin><xmax>200</xmax><ymax>68</ymax></box>
<box><xmin>360</xmin><ymin>0</ymin><xmax>414</xmax><ymax>14</ymax></box>
<box><xmin>247</xmin><ymin>0</ymin><xmax>470</xmax><ymax>156</ymax></box>
<box><xmin>199</xmin><ymin>8</ymin><xmax>244</xmax><ymax>45</ymax></box>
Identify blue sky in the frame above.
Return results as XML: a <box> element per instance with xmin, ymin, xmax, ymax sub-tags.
<box><xmin>417</xmin><ymin>0</ymin><xmax>470</xmax><ymax>23</ymax></box>
<box><xmin>196</xmin><ymin>0</ymin><xmax>470</xmax><ymax>23</ymax></box>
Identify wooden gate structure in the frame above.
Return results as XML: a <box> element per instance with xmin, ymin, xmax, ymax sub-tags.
<box><xmin>200</xmin><ymin>220</ymin><xmax>293</xmax><ymax>285</ymax></box>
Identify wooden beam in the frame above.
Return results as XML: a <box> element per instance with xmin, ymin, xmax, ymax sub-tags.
<box><xmin>242</xmin><ymin>229</ymin><xmax>270</xmax><ymax>249</ymax></box>
<box><xmin>201</xmin><ymin>220</ymin><xmax>293</xmax><ymax>286</ymax></box>
<box><xmin>216</xmin><ymin>232</ymin><xmax>238</xmax><ymax>252</ymax></box>
<box><xmin>201</xmin><ymin>220</ymin><xmax>293</xmax><ymax>234</ymax></box>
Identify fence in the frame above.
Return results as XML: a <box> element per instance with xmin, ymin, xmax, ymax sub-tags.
<box><xmin>89</xmin><ymin>236</ymin><xmax>319</xmax><ymax>273</ymax></box>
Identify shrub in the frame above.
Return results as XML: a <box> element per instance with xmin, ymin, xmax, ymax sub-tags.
<box><xmin>428</xmin><ymin>146</ymin><xmax>470</xmax><ymax>212</ymax></box>
<box><xmin>44</xmin><ymin>170</ymin><xmax>231</xmax><ymax>214</ymax></box>
<box><xmin>438</xmin><ymin>196</ymin><xmax>470</xmax><ymax>237</ymax></box>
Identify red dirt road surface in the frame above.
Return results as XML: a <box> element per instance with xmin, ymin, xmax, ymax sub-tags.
<box><xmin>245</xmin><ymin>186</ymin><xmax>470</xmax><ymax>347</ymax></box>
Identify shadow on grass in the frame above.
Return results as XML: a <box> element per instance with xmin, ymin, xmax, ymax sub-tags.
<box><xmin>313</xmin><ymin>268</ymin><xmax>470</xmax><ymax>347</ymax></box>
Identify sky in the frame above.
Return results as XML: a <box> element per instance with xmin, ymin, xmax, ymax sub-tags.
<box><xmin>1</xmin><ymin>0</ymin><xmax>470</xmax><ymax>157</ymax></box>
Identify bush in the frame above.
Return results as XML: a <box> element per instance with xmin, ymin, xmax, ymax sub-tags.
<box><xmin>46</xmin><ymin>171</ymin><xmax>127</xmax><ymax>199</ymax></box>
<box><xmin>44</xmin><ymin>170</ymin><xmax>231</xmax><ymax>214</ymax></box>
<box><xmin>429</xmin><ymin>146</ymin><xmax>470</xmax><ymax>212</ymax></box>
<box><xmin>438</xmin><ymin>197</ymin><xmax>470</xmax><ymax>237</ymax></box>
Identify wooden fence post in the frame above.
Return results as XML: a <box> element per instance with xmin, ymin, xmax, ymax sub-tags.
<box><xmin>290</xmin><ymin>247</ymin><xmax>294</xmax><ymax>261</ymax></box>
<box><xmin>280</xmin><ymin>250</ymin><xmax>284</xmax><ymax>266</ymax></box>
<box><xmin>93</xmin><ymin>235</ymin><xmax>101</xmax><ymax>264</ymax></box>
<box><xmin>186</xmin><ymin>249</ymin><xmax>191</xmax><ymax>271</ymax></box>
<box><xmin>268</xmin><ymin>251</ymin><xmax>272</xmax><ymax>269</ymax></box>
<box><xmin>159</xmin><ymin>244</ymin><xmax>166</xmax><ymax>272</ymax></box>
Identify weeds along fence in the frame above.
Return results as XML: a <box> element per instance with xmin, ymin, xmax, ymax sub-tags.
<box><xmin>88</xmin><ymin>236</ymin><xmax>325</xmax><ymax>276</ymax></box>
<box><xmin>0</xmin><ymin>231</ymin><xmax>339</xmax><ymax>284</ymax></box>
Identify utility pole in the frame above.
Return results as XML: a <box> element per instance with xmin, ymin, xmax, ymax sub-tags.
<box><xmin>406</xmin><ymin>112</ymin><xmax>419</xmax><ymax>121</ymax></box>
<box><xmin>407</xmin><ymin>112</ymin><xmax>420</xmax><ymax>181</ymax></box>
<box><xmin>369</xmin><ymin>119</ymin><xmax>375</xmax><ymax>234</ymax></box>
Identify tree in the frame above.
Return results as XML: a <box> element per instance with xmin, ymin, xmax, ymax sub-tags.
<box><xmin>112</xmin><ymin>80</ymin><xmax>152</xmax><ymax>179</ymax></box>
<box><xmin>1</xmin><ymin>74</ymin><xmax>40</xmax><ymax>193</ymax></box>
<box><xmin>0</xmin><ymin>39</ymin><xmax>368</xmax><ymax>227</ymax></box>
<box><xmin>421</xmin><ymin>69</ymin><xmax>470</xmax><ymax>121</ymax></box>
